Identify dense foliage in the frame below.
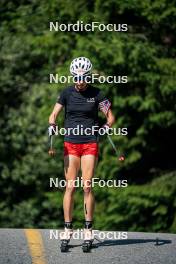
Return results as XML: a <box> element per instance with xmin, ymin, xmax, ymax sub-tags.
<box><xmin>0</xmin><ymin>0</ymin><xmax>176</xmax><ymax>232</ymax></box>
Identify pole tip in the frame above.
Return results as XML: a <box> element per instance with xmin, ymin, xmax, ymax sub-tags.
<box><xmin>48</xmin><ymin>148</ymin><xmax>56</xmax><ymax>156</ymax></box>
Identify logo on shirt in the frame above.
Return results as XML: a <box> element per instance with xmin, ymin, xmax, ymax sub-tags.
<box><xmin>87</xmin><ymin>97</ymin><xmax>95</xmax><ymax>103</ymax></box>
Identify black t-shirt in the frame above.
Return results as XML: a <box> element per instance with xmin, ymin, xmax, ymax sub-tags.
<box><xmin>57</xmin><ymin>85</ymin><xmax>109</xmax><ymax>143</ymax></box>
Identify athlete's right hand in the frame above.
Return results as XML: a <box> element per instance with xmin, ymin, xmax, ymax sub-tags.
<box><xmin>48</xmin><ymin>123</ymin><xmax>57</xmax><ymax>136</ymax></box>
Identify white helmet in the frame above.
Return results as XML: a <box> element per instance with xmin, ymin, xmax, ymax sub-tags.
<box><xmin>70</xmin><ymin>57</ymin><xmax>92</xmax><ymax>76</ymax></box>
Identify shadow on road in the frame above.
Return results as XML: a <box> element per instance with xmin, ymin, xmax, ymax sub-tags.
<box><xmin>93</xmin><ymin>238</ymin><xmax>172</xmax><ymax>248</ymax></box>
<box><xmin>59</xmin><ymin>238</ymin><xmax>172</xmax><ymax>253</ymax></box>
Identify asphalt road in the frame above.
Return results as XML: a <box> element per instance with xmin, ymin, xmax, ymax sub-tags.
<box><xmin>0</xmin><ymin>229</ymin><xmax>175</xmax><ymax>264</ymax></box>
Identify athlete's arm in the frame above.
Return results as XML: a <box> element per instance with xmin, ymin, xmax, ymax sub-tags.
<box><xmin>49</xmin><ymin>103</ymin><xmax>63</xmax><ymax>124</ymax></box>
<box><xmin>104</xmin><ymin>109</ymin><xmax>115</xmax><ymax>127</ymax></box>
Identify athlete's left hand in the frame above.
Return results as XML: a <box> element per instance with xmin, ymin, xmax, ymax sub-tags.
<box><xmin>101</xmin><ymin>123</ymin><xmax>110</xmax><ymax>133</ymax></box>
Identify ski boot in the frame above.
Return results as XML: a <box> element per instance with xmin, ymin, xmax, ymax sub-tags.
<box><xmin>82</xmin><ymin>228</ymin><xmax>94</xmax><ymax>253</ymax></box>
<box><xmin>60</xmin><ymin>227</ymin><xmax>73</xmax><ymax>252</ymax></box>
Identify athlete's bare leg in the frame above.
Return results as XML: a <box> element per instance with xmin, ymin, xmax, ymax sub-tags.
<box><xmin>81</xmin><ymin>155</ymin><xmax>97</xmax><ymax>221</ymax></box>
<box><xmin>63</xmin><ymin>155</ymin><xmax>80</xmax><ymax>222</ymax></box>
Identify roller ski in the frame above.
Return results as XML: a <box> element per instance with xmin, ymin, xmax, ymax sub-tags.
<box><xmin>60</xmin><ymin>228</ymin><xmax>73</xmax><ymax>252</ymax></box>
<box><xmin>82</xmin><ymin>228</ymin><xmax>94</xmax><ymax>253</ymax></box>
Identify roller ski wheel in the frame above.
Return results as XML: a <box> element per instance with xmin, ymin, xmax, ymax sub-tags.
<box><xmin>82</xmin><ymin>228</ymin><xmax>94</xmax><ymax>253</ymax></box>
<box><xmin>60</xmin><ymin>239</ymin><xmax>70</xmax><ymax>252</ymax></box>
<box><xmin>60</xmin><ymin>228</ymin><xmax>73</xmax><ymax>253</ymax></box>
<box><xmin>82</xmin><ymin>240</ymin><xmax>93</xmax><ymax>252</ymax></box>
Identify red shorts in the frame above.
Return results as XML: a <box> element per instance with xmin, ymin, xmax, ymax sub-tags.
<box><xmin>64</xmin><ymin>142</ymin><xmax>99</xmax><ymax>157</ymax></box>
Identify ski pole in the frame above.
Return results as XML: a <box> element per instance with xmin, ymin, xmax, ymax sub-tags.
<box><xmin>48</xmin><ymin>135</ymin><xmax>56</xmax><ymax>157</ymax></box>
<box><xmin>107</xmin><ymin>134</ymin><xmax>125</xmax><ymax>161</ymax></box>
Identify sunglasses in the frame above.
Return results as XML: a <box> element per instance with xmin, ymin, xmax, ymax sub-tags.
<box><xmin>74</xmin><ymin>75</ymin><xmax>91</xmax><ymax>82</ymax></box>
